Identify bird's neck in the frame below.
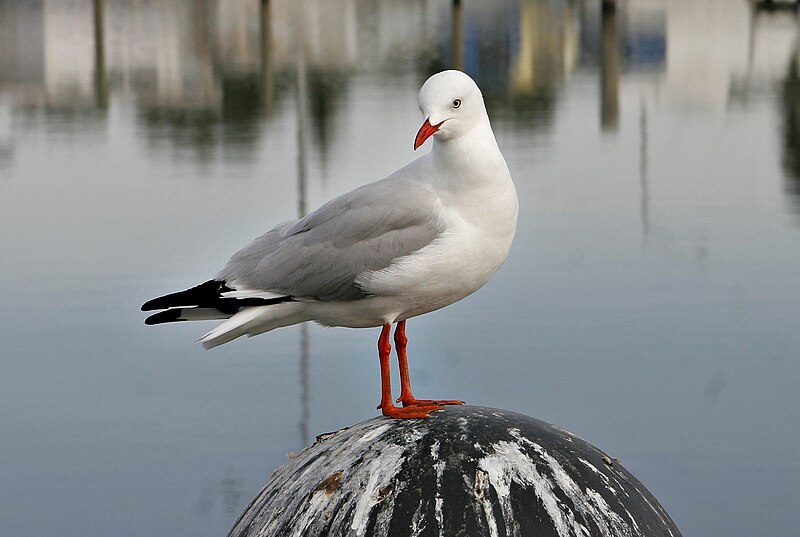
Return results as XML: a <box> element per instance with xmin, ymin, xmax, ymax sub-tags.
<box><xmin>431</xmin><ymin>119</ymin><xmax>506</xmax><ymax>181</ymax></box>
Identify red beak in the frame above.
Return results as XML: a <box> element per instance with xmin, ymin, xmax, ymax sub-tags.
<box><xmin>414</xmin><ymin>118</ymin><xmax>444</xmax><ymax>150</ymax></box>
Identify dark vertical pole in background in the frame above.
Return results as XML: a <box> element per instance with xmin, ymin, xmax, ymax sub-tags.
<box><xmin>639</xmin><ymin>100</ymin><xmax>649</xmax><ymax>244</ymax></box>
<box><xmin>261</xmin><ymin>0</ymin><xmax>274</xmax><ymax>116</ymax></box>
<box><xmin>293</xmin><ymin>0</ymin><xmax>311</xmax><ymax>447</ymax></box>
<box><xmin>298</xmin><ymin>323</ymin><xmax>310</xmax><ymax>445</ymax></box>
<box><xmin>93</xmin><ymin>0</ymin><xmax>108</xmax><ymax>110</ymax></box>
<box><xmin>452</xmin><ymin>0</ymin><xmax>464</xmax><ymax>71</ymax></box>
<box><xmin>600</xmin><ymin>0</ymin><xmax>619</xmax><ymax>130</ymax></box>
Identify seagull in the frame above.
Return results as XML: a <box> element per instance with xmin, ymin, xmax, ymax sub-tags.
<box><xmin>142</xmin><ymin>70</ymin><xmax>518</xmax><ymax>419</ymax></box>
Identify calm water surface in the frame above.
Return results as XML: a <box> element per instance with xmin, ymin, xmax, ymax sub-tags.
<box><xmin>1</xmin><ymin>1</ymin><xmax>799</xmax><ymax>536</ymax></box>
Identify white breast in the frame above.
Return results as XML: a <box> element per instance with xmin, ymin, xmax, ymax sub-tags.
<box><xmin>356</xmin><ymin>168</ymin><xmax>518</xmax><ymax>322</ymax></box>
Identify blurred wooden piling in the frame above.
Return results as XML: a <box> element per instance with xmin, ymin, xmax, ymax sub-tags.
<box><xmin>601</xmin><ymin>0</ymin><xmax>620</xmax><ymax>130</ymax></box>
<box><xmin>260</xmin><ymin>0</ymin><xmax>274</xmax><ymax>115</ymax></box>
<box><xmin>452</xmin><ymin>0</ymin><xmax>464</xmax><ymax>71</ymax></box>
<box><xmin>93</xmin><ymin>0</ymin><xmax>107</xmax><ymax>109</ymax></box>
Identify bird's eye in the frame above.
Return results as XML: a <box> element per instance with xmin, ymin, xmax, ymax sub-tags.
<box><xmin>452</xmin><ymin>99</ymin><xmax>461</xmax><ymax>109</ymax></box>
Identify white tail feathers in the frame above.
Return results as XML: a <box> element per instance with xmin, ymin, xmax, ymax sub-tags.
<box><xmin>219</xmin><ymin>288</ymin><xmax>287</xmax><ymax>300</ymax></box>
<box><xmin>197</xmin><ymin>303</ymin><xmax>307</xmax><ymax>349</ymax></box>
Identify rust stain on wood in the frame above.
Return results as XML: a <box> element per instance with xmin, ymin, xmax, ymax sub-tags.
<box><xmin>316</xmin><ymin>471</ymin><xmax>344</xmax><ymax>495</ymax></box>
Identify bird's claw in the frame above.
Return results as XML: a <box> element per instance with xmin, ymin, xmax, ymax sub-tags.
<box><xmin>397</xmin><ymin>396</ymin><xmax>465</xmax><ymax>407</ymax></box>
<box><xmin>381</xmin><ymin>403</ymin><xmax>444</xmax><ymax>419</ymax></box>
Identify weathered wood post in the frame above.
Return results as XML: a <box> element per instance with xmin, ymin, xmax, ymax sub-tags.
<box><xmin>227</xmin><ymin>406</ymin><xmax>682</xmax><ymax>537</ymax></box>
<box><xmin>600</xmin><ymin>0</ymin><xmax>620</xmax><ymax>130</ymax></box>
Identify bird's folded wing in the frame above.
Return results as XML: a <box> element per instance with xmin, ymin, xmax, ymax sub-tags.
<box><xmin>216</xmin><ymin>178</ymin><xmax>443</xmax><ymax>301</ymax></box>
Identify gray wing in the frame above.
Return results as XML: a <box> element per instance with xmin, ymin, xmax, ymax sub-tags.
<box><xmin>216</xmin><ymin>179</ymin><xmax>443</xmax><ymax>301</ymax></box>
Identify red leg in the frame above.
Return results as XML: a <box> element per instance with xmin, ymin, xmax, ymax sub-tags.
<box><xmin>394</xmin><ymin>320</ymin><xmax>465</xmax><ymax>407</ymax></box>
<box><xmin>376</xmin><ymin>323</ymin><xmax>441</xmax><ymax>419</ymax></box>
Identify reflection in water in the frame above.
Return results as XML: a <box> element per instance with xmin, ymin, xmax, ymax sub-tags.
<box><xmin>781</xmin><ymin>49</ymin><xmax>800</xmax><ymax>213</ymax></box>
<box><xmin>735</xmin><ymin>1</ymin><xmax>798</xmax><ymax>103</ymax></box>
<box><xmin>220</xmin><ymin>467</ymin><xmax>244</xmax><ymax>516</ymax></box>
<box><xmin>298</xmin><ymin>324</ymin><xmax>310</xmax><ymax>446</ymax></box>
<box><xmin>307</xmin><ymin>69</ymin><xmax>350</xmax><ymax>170</ymax></box>
<box><xmin>746</xmin><ymin>0</ymin><xmax>800</xmax><ymax>216</ymax></box>
<box><xmin>505</xmin><ymin>0</ymin><xmax>578</xmax><ymax>129</ymax></box>
<box><xmin>133</xmin><ymin>2</ymin><xmax>273</xmax><ymax>163</ymax></box>
<box><xmin>701</xmin><ymin>372</ymin><xmax>727</xmax><ymax>406</ymax></box>
<box><xmin>0</xmin><ymin>0</ymin><xmax>601</xmax><ymax>148</ymax></box>
<box><xmin>755</xmin><ymin>0</ymin><xmax>800</xmax><ymax>13</ymax></box>
<box><xmin>194</xmin><ymin>470</ymin><xmax>244</xmax><ymax>517</ymax></box>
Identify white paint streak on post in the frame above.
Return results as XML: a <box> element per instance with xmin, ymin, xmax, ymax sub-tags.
<box><xmin>289</xmin><ymin>490</ymin><xmax>328</xmax><ymax>537</ymax></box>
<box><xmin>511</xmin><ymin>430</ymin><xmax>636</xmax><ymax>537</ymax></box>
<box><xmin>579</xmin><ymin>458</ymin><xmax>618</xmax><ymax>494</ymax></box>
<box><xmin>349</xmin><ymin>443</ymin><xmax>405</xmax><ymax>536</ymax></box>
<box><xmin>431</xmin><ymin>440</ymin><xmax>446</xmax><ymax>537</ymax></box>
<box><xmin>472</xmin><ymin>468</ymin><xmax>500</xmax><ymax>537</ymax></box>
<box><xmin>409</xmin><ymin>498</ymin><xmax>427</xmax><ymax>537</ymax></box>
<box><xmin>478</xmin><ymin>440</ymin><xmax>584</xmax><ymax>537</ymax></box>
<box><xmin>358</xmin><ymin>423</ymin><xmax>392</xmax><ymax>444</ymax></box>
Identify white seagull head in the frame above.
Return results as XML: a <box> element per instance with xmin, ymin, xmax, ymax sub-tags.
<box><xmin>414</xmin><ymin>70</ymin><xmax>487</xmax><ymax>150</ymax></box>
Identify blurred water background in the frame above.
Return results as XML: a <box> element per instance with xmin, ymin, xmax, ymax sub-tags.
<box><xmin>1</xmin><ymin>0</ymin><xmax>799</xmax><ymax>535</ymax></box>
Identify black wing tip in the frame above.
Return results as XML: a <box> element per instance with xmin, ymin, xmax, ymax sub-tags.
<box><xmin>142</xmin><ymin>280</ymin><xmax>294</xmax><ymax>322</ymax></box>
<box><xmin>144</xmin><ymin>309</ymin><xmax>185</xmax><ymax>325</ymax></box>
<box><xmin>141</xmin><ymin>298</ymin><xmax>160</xmax><ymax>311</ymax></box>
<box><xmin>142</xmin><ymin>280</ymin><xmax>226</xmax><ymax>311</ymax></box>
